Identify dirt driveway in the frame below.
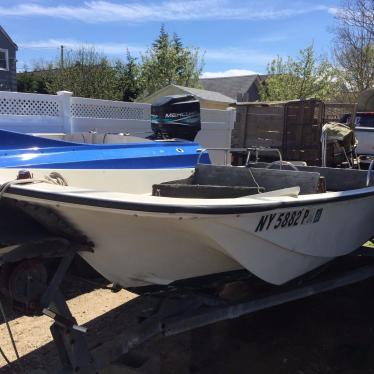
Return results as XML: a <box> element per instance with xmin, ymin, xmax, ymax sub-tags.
<box><xmin>1</xmin><ymin>274</ymin><xmax>374</xmax><ymax>374</ymax></box>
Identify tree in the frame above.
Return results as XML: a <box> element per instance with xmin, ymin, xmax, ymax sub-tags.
<box><xmin>20</xmin><ymin>27</ymin><xmax>203</xmax><ymax>101</ymax></box>
<box><xmin>140</xmin><ymin>25</ymin><xmax>204</xmax><ymax>96</ymax></box>
<box><xmin>39</xmin><ymin>48</ymin><xmax>143</xmax><ymax>101</ymax></box>
<box><xmin>260</xmin><ymin>45</ymin><xmax>339</xmax><ymax>101</ymax></box>
<box><xmin>17</xmin><ymin>71</ymin><xmax>49</xmax><ymax>94</ymax></box>
<box><xmin>332</xmin><ymin>0</ymin><xmax>374</xmax><ymax>98</ymax></box>
<box><xmin>46</xmin><ymin>47</ymin><xmax>120</xmax><ymax>100</ymax></box>
<box><xmin>17</xmin><ymin>63</ymin><xmax>53</xmax><ymax>94</ymax></box>
<box><xmin>114</xmin><ymin>51</ymin><xmax>143</xmax><ymax>102</ymax></box>
<box><xmin>334</xmin><ymin>0</ymin><xmax>374</xmax><ymax>37</ymax></box>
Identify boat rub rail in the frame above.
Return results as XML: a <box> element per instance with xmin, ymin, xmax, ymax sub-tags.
<box><xmin>3</xmin><ymin>184</ymin><xmax>374</xmax><ymax>215</ymax></box>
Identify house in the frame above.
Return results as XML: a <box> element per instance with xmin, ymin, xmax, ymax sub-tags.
<box><xmin>199</xmin><ymin>75</ymin><xmax>264</xmax><ymax>102</ymax></box>
<box><xmin>0</xmin><ymin>26</ymin><xmax>17</xmax><ymax>91</ymax></box>
<box><xmin>139</xmin><ymin>84</ymin><xmax>235</xmax><ymax>110</ymax></box>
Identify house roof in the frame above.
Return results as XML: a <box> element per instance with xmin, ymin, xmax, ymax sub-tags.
<box><xmin>140</xmin><ymin>84</ymin><xmax>235</xmax><ymax>104</ymax></box>
<box><xmin>0</xmin><ymin>26</ymin><xmax>18</xmax><ymax>50</ymax></box>
<box><xmin>198</xmin><ymin>75</ymin><xmax>261</xmax><ymax>100</ymax></box>
<box><xmin>173</xmin><ymin>84</ymin><xmax>235</xmax><ymax>103</ymax></box>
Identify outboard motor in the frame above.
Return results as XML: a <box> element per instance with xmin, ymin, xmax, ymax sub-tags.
<box><xmin>150</xmin><ymin>95</ymin><xmax>201</xmax><ymax>141</ymax></box>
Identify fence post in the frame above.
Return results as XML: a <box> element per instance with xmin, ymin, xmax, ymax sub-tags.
<box><xmin>57</xmin><ymin>91</ymin><xmax>73</xmax><ymax>133</ymax></box>
<box><xmin>227</xmin><ymin>107</ymin><xmax>236</xmax><ymax>147</ymax></box>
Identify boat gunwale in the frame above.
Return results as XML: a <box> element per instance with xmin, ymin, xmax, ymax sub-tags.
<box><xmin>4</xmin><ymin>184</ymin><xmax>374</xmax><ymax>215</ymax></box>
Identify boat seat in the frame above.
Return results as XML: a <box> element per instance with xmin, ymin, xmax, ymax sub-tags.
<box><xmin>152</xmin><ymin>183</ymin><xmax>264</xmax><ymax>199</ymax></box>
<box><xmin>249</xmin><ymin>162</ymin><xmax>372</xmax><ymax>191</ymax></box>
<box><xmin>62</xmin><ymin>133</ymin><xmax>153</xmax><ymax>144</ymax></box>
<box><xmin>152</xmin><ymin>165</ymin><xmax>321</xmax><ymax>198</ymax></box>
<box><xmin>193</xmin><ymin>165</ymin><xmax>321</xmax><ymax>194</ymax></box>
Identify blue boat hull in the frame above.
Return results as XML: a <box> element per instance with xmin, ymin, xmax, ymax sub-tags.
<box><xmin>0</xmin><ymin>130</ymin><xmax>210</xmax><ymax>169</ymax></box>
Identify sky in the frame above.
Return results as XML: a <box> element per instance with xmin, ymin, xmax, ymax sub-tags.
<box><xmin>0</xmin><ymin>0</ymin><xmax>340</xmax><ymax>77</ymax></box>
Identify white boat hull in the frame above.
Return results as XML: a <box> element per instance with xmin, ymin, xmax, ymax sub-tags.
<box><xmin>4</xmin><ymin>181</ymin><xmax>374</xmax><ymax>287</ymax></box>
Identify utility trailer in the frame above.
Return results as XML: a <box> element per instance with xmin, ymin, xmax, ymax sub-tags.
<box><xmin>1</xmin><ymin>216</ymin><xmax>374</xmax><ymax>373</ymax></box>
<box><xmin>233</xmin><ymin>100</ymin><xmax>357</xmax><ymax>167</ymax></box>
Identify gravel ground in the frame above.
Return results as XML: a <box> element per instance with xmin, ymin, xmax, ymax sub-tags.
<box><xmin>1</xmin><ymin>274</ymin><xmax>374</xmax><ymax>374</ymax></box>
<box><xmin>0</xmin><ymin>276</ymin><xmax>137</xmax><ymax>373</ymax></box>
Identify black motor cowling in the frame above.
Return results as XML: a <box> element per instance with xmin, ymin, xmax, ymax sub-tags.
<box><xmin>150</xmin><ymin>95</ymin><xmax>201</xmax><ymax>141</ymax></box>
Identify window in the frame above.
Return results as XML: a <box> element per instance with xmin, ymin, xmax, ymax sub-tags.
<box><xmin>0</xmin><ymin>49</ymin><xmax>9</xmax><ymax>71</ymax></box>
<box><xmin>356</xmin><ymin>115</ymin><xmax>374</xmax><ymax>128</ymax></box>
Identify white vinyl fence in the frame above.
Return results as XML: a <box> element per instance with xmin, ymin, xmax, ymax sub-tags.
<box><xmin>0</xmin><ymin>91</ymin><xmax>235</xmax><ymax>164</ymax></box>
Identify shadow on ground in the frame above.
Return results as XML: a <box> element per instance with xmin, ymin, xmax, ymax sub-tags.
<box><xmin>2</xmin><ymin>277</ymin><xmax>374</xmax><ymax>374</ymax></box>
<box><xmin>0</xmin><ymin>257</ymin><xmax>107</xmax><ymax>324</ymax></box>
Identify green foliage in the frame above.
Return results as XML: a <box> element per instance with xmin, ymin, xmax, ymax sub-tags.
<box><xmin>114</xmin><ymin>51</ymin><xmax>143</xmax><ymax>102</ymax></box>
<box><xmin>46</xmin><ymin>47</ymin><xmax>119</xmax><ymax>100</ymax></box>
<box><xmin>260</xmin><ymin>45</ymin><xmax>339</xmax><ymax>101</ymax></box>
<box><xmin>17</xmin><ymin>26</ymin><xmax>203</xmax><ymax>101</ymax></box>
<box><xmin>17</xmin><ymin>65</ymin><xmax>51</xmax><ymax>93</ymax></box>
<box><xmin>337</xmin><ymin>41</ymin><xmax>374</xmax><ymax>93</ymax></box>
<box><xmin>41</xmin><ymin>47</ymin><xmax>144</xmax><ymax>101</ymax></box>
<box><xmin>140</xmin><ymin>25</ymin><xmax>204</xmax><ymax>96</ymax></box>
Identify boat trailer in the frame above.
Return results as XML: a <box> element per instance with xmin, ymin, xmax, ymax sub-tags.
<box><xmin>1</xmin><ymin>237</ymin><xmax>374</xmax><ymax>373</ymax></box>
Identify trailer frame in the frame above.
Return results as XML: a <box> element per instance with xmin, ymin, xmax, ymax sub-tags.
<box><xmin>2</xmin><ymin>246</ymin><xmax>374</xmax><ymax>373</ymax></box>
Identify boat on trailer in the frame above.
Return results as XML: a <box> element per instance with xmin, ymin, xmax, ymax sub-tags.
<box><xmin>0</xmin><ymin>95</ymin><xmax>209</xmax><ymax>170</ymax></box>
<box><xmin>0</xmin><ymin>163</ymin><xmax>373</xmax><ymax>287</ymax></box>
<box><xmin>0</xmin><ymin>95</ymin><xmax>210</xmax><ymax>196</ymax></box>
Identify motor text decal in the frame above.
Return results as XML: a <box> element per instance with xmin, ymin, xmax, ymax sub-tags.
<box><xmin>255</xmin><ymin>208</ymin><xmax>323</xmax><ymax>232</ymax></box>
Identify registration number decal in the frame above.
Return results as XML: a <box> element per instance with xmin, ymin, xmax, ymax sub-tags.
<box><xmin>255</xmin><ymin>208</ymin><xmax>323</xmax><ymax>232</ymax></box>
